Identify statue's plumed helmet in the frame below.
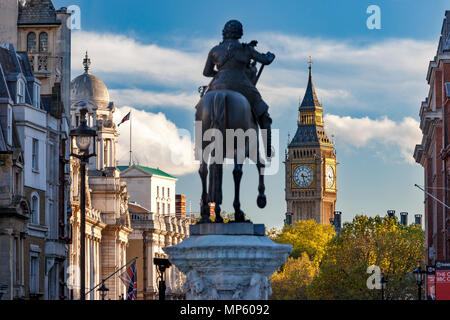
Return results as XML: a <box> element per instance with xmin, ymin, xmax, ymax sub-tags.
<box><xmin>222</xmin><ymin>20</ymin><xmax>243</xmax><ymax>40</ymax></box>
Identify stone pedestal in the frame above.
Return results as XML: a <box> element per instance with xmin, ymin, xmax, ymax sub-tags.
<box><xmin>163</xmin><ymin>223</ymin><xmax>292</xmax><ymax>300</ymax></box>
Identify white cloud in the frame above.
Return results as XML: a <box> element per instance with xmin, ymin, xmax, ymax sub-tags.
<box><xmin>109</xmin><ymin>88</ymin><xmax>198</xmax><ymax>110</ymax></box>
<box><xmin>113</xmin><ymin>107</ymin><xmax>198</xmax><ymax>176</ymax></box>
<box><xmin>72</xmin><ymin>30</ymin><xmax>434</xmax><ymax>115</ymax></box>
<box><xmin>323</xmin><ymin>114</ymin><xmax>422</xmax><ymax>164</ymax></box>
<box><xmin>72</xmin><ymin>31</ymin><xmax>204</xmax><ymax>88</ymax></box>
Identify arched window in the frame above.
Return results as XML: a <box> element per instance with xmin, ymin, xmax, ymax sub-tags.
<box><xmin>27</xmin><ymin>32</ymin><xmax>37</xmax><ymax>52</ymax></box>
<box><xmin>39</xmin><ymin>32</ymin><xmax>48</xmax><ymax>52</ymax></box>
<box><xmin>31</xmin><ymin>193</ymin><xmax>40</xmax><ymax>224</ymax></box>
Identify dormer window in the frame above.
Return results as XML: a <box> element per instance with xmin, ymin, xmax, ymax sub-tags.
<box><xmin>27</xmin><ymin>32</ymin><xmax>37</xmax><ymax>52</ymax></box>
<box><xmin>39</xmin><ymin>32</ymin><xmax>48</xmax><ymax>53</ymax></box>
<box><xmin>17</xmin><ymin>80</ymin><xmax>25</xmax><ymax>104</ymax></box>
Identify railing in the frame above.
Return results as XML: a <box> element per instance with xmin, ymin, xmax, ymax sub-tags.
<box><xmin>28</xmin><ymin>53</ymin><xmax>52</xmax><ymax>76</ymax></box>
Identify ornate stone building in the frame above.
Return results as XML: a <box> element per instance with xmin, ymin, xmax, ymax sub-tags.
<box><xmin>285</xmin><ymin>61</ymin><xmax>337</xmax><ymax>225</ymax></box>
<box><xmin>0</xmin><ymin>44</ymin><xmax>29</xmax><ymax>300</ymax></box>
<box><xmin>0</xmin><ymin>0</ymin><xmax>72</xmax><ymax>300</ymax></box>
<box><xmin>69</xmin><ymin>54</ymin><xmax>132</xmax><ymax>300</ymax></box>
<box><xmin>414</xmin><ymin>11</ymin><xmax>450</xmax><ymax>265</ymax></box>
<box><xmin>119</xmin><ymin>165</ymin><xmax>192</xmax><ymax>300</ymax></box>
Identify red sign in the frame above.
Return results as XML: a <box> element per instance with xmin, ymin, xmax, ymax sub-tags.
<box><xmin>436</xmin><ymin>270</ymin><xmax>450</xmax><ymax>300</ymax></box>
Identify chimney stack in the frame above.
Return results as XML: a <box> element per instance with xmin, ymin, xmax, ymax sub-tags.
<box><xmin>333</xmin><ymin>211</ymin><xmax>342</xmax><ymax>235</ymax></box>
<box><xmin>400</xmin><ymin>212</ymin><xmax>408</xmax><ymax>226</ymax></box>
<box><xmin>415</xmin><ymin>214</ymin><xmax>423</xmax><ymax>227</ymax></box>
<box><xmin>387</xmin><ymin>210</ymin><xmax>396</xmax><ymax>218</ymax></box>
<box><xmin>175</xmin><ymin>194</ymin><xmax>186</xmax><ymax>218</ymax></box>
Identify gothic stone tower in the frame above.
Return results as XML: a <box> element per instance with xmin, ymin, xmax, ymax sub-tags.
<box><xmin>285</xmin><ymin>60</ymin><xmax>337</xmax><ymax>225</ymax></box>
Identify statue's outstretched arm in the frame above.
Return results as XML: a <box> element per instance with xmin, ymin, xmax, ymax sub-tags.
<box><xmin>250</xmin><ymin>47</ymin><xmax>275</xmax><ymax>66</ymax></box>
<box><xmin>203</xmin><ymin>50</ymin><xmax>217</xmax><ymax>77</ymax></box>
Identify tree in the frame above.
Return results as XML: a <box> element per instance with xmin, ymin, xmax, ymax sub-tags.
<box><xmin>307</xmin><ymin>215</ymin><xmax>425</xmax><ymax>300</ymax></box>
<box><xmin>272</xmin><ymin>220</ymin><xmax>335</xmax><ymax>265</ymax></box>
<box><xmin>270</xmin><ymin>253</ymin><xmax>318</xmax><ymax>300</ymax></box>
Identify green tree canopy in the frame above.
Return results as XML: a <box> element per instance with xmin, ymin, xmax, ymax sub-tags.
<box><xmin>307</xmin><ymin>215</ymin><xmax>425</xmax><ymax>300</ymax></box>
<box><xmin>272</xmin><ymin>220</ymin><xmax>335</xmax><ymax>264</ymax></box>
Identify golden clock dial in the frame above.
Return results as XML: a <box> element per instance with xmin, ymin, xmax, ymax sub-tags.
<box><xmin>326</xmin><ymin>165</ymin><xmax>335</xmax><ymax>188</ymax></box>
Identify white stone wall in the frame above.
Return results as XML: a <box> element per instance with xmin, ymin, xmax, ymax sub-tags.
<box><xmin>14</xmin><ymin>105</ymin><xmax>47</xmax><ymax>192</ymax></box>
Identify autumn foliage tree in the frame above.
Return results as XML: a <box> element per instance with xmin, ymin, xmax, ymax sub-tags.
<box><xmin>269</xmin><ymin>220</ymin><xmax>334</xmax><ymax>300</ymax></box>
<box><xmin>307</xmin><ymin>215</ymin><xmax>425</xmax><ymax>300</ymax></box>
<box><xmin>269</xmin><ymin>216</ymin><xmax>425</xmax><ymax>300</ymax></box>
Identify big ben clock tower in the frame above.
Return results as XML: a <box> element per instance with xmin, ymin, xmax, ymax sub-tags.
<box><xmin>285</xmin><ymin>58</ymin><xmax>337</xmax><ymax>225</ymax></box>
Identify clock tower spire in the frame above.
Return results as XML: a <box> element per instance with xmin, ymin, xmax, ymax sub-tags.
<box><xmin>284</xmin><ymin>59</ymin><xmax>337</xmax><ymax>225</ymax></box>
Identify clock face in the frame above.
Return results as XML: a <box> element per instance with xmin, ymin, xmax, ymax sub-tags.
<box><xmin>326</xmin><ymin>165</ymin><xmax>335</xmax><ymax>188</ymax></box>
<box><xmin>293</xmin><ymin>166</ymin><xmax>313</xmax><ymax>188</ymax></box>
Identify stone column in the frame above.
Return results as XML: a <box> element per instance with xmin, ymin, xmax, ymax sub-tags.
<box><xmin>164</xmin><ymin>223</ymin><xmax>292</xmax><ymax>300</ymax></box>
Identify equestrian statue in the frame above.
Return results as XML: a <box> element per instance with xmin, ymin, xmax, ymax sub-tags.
<box><xmin>195</xmin><ymin>20</ymin><xmax>275</xmax><ymax>223</ymax></box>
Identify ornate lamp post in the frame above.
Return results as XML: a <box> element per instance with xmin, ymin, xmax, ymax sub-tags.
<box><xmin>380</xmin><ymin>274</ymin><xmax>387</xmax><ymax>300</ymax></box>
<box><xmin>413</xmin><ymin>266</ymin><xmax>425</xmax><ymax>300</ymax></box>
<box><xmin>70</xmin><ymin>107</ymin><xmax>97</xmax><ymax>300</ymax></box>
<box><xmin>97</xmin><ymin>282</ymin><xmax>109</xmax><ymax>301</ymax></box>
<box><xmin>154</xmin><ymin>258</ymin><xmax>171</xmax><ymax>301</ymax></box>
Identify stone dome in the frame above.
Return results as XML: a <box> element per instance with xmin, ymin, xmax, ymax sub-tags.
<box><xmin>70</xmin><ymin>53</ymin><xmax>110</xmax><ymax>105</ymax></box>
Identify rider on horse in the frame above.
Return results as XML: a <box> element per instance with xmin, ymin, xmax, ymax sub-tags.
<box><xmin>201</xmin><ymin>20</ymin><xmax>275</xmax><ymax>154</ymax></box>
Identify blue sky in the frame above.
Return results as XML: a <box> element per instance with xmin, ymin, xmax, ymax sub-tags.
<box><xmin>54</xmin><ymin>0</ymin><xmax>449</xmax><ymax>229</ymax></box>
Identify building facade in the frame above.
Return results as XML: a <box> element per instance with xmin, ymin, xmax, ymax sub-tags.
<box><xmin>285</xmin><ymin>61</ymin><xmax>337</xmax><ymax>225</ymax></box>
<box><xmin>69</xmin><ymin>55</ymin><xmax>132</xmax><ymax>300</ymax></box>
<box><xmin>414</xmin><ymin>11</ymin><xmax>450</xmax><ymax>265</ymax></box>
<box><xmin>119</xmin><ymin>165</ymin><xmax>191</xmax><ymax>300</ymax></box>
<box><xmin>0</xmin><ymin>44</ymin><xmax>29</xmax><ymax>300</ymax></box>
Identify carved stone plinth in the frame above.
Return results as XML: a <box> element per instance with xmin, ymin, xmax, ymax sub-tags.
<box><xmin>163</xmin><ymin>223</ymin><xmax>292</xmax><ymax>300</ymax></box>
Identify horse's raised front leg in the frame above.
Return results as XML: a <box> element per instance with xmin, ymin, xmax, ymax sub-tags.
<box><xmin>256</xmin><ymin>156</ymin><xmax>267</xmax><ymax>209</ymax></box>
<box><xmin>233</xmin><ymin>157</ymin><xmax>245</xmax><ymax>222</ymax></box>
<box><xmin>199</xmin><ymin>158</ymin><xmax>211</xmax><ymax>224</ymax></box>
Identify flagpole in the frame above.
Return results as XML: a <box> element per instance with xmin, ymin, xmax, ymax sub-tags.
<box><xmin>85</xmin><ymin>256</ymin><xmax>138</xmax><ymax>297</ymax></box>
<box><xmin>129</xmin><ymin>110</ymin><xmax>132</xmax><ymax>167</ymax></box>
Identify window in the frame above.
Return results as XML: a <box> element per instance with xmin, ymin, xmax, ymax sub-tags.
<box><xmin>157</xmin><ymin>186</ymin><xmax>159</xmax><ymax>198</ymax></box>
<box><xmin>14</xmin><ymin>171</ymin><xmax>21</xmax><ymax>195</ymax></box>
<box><xmin>168</xmin><ymin>204</ymin><xmax>170</xmax><ymax>215</ymax></box>
<box><xmin>13</xmin><ymin>238</ymin><xmax>17</xmax><ymax>283</ymax></box>
<box><xmin>7</xmin><ymin>106</ymin><xmax>12</xmax><ymax>145</ymax></box>
<box><xmin>167</xmin><ymin>188</ymin><xmax>170</xmax><ymax>198</ymax></box>
<box><xmin>39</xmin><ymin>32</ymin><xmax>48</xmax><ymax>52</ymax></box>
<box><xmin>157</xmin><ymin>202</ymin><xmax>160</xmax><ymax>214</ymax></box>
<box><xmin>31</xmin><ymin>194</ymin><xmax>39</xmax><ymax>224</ymax></box>
<box><xmin>30</xmin><ymin>255</ymin><xmax>39</xmax><ymax>294</ymax></box>
<box><xmin>162</xmin><ymin>187</ymin><xmax>165</xmax><ymax>198</ymax></box>
<box><xmin>34</xmin><ymin>84</ymin><xmax>40</xmax><ymax>108</ymax></box>
<box><xmin>32</xmin><ymin>139</ymin><xmax>39</xmax><ymax>171</ymax></box>
<box><xmin>17</xmin><ymin>80</ymin><xmax>25</xmax><ymax>104</ymax></box>
<box><xmin>162</xmin><ymin>203</ymin><xmax>165</xmax><ymax>215</ymax></box>
<box><xmin>27</xmin><ymin>32</ymin><xmax>37</xmax><ymax>52</ymax></box>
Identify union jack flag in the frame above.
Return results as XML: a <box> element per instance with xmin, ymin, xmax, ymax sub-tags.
<box><xmin>119</xmin><ymin>261</ymin><xmax>137</xmax><ymax>300</ymax></box>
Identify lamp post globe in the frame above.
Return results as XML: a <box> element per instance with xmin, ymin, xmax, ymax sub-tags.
<box><xmin>413</xmin><ymin>267</ymin><xmax>423</xmax><ymax>284</ymax></box>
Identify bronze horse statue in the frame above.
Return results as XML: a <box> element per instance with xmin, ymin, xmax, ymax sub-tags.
<box><xmin>196</xmin><ymin>89</ymin><xmax>268</xmax><ymax>223</ymax></box>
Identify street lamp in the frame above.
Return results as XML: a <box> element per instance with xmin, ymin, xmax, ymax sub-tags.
<box><xmin>380</xmin><ymin>274</ymin><xmax>387</xmax><ymax>300</ymax></box>
<box><xmin>70</xmin><ymin>107</ymin><xmax>97</xmax><ymax>300</ymax></box>
<box><xmin>154</xmin><ymin>258</ymin><xmax>171</xmax><ymax>301</ymax></box>
<box><xmin>97</xmin><ymin>282</ymin><xmax>109</xmax><ymax>301</ymax></box>
<box><xmin>413</xmin><ymin>266</ymin><xmax>425</xmax><ymax>300</ymax></box>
